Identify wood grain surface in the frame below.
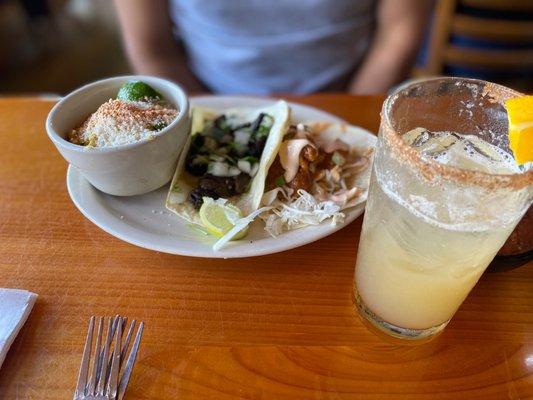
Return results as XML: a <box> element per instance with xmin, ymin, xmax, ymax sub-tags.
<box><xmin>0</xmin><ymin>96</ymin><xmax>532</xmax><ymax>399</ymax></box>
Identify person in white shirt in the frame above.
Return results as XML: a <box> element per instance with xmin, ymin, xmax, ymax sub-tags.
<box><xmin>114</xmin><ymin>0</ymin><xmax>430</xmax><ymax>94</ymax></box>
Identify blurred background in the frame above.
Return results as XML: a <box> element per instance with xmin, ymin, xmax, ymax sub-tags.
<box><xmin>0</xmin><ymin>0</ymin><xmax>128</xmax><ymax>94</ymax></box>
<box><xmin>0</xmin><ymin>0</ymin><xmax>531</xmax><ymax>95</ymax></box>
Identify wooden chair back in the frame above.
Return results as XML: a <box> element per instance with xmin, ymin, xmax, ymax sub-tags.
<box><xmin>424</xmin><ymin>0</ymin><xmax>533</xmax><ymax>77</ymax></box>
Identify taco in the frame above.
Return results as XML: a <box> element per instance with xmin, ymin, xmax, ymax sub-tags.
<box><xmin>260</xmin><ymin>121</ymin><xmax>375</xmax><ymax>236</ymax></box>
<box><xmin>211</xmin><ymin>120</ymin><xmax>375</xmax><ymax>250</ymax></box>
<box><xmin>166</xmin><ymin>101</ymin><xmax>290</xmax><ymax>228</ymax></box>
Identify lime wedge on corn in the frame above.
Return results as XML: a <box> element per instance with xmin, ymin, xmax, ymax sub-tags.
<box><xmin>117</xmin><ymin>80</ymin><xmax>162</xmax><ymax>102</ymax></box>
<box><xmin>199</xmin><ymin>198</ymin><xmax>248</xmax><ymax>239</ymax></box>
<box><xmin>505</xmin><ymin>95</ymin><xmax>533</xmax><ymax>165</ymax></box>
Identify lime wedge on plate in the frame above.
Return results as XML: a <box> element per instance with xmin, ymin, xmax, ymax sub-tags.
<box><xmin>117</xmin><ymin>81</ymin><xmax>162</xmax><ymax>102</ymax></box>
<box><xmin>199</xmin><ymin>198</ymin><xmax>248</xmax><ymax>239</ymax></box>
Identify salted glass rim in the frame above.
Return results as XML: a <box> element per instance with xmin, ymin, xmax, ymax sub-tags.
<box><xmin>381</xmin><ymin>76</ymin><xmax>532</xmax><ymax>190</ymax></box>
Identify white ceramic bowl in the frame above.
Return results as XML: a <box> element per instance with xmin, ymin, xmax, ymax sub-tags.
<box><xmin>46</xmin><ymin>75</ymin><xmax>190</xmax><ymax>196</ymax></box>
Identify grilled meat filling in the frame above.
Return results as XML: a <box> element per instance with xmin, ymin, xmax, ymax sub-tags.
<box><xmin>188</xmin><ymin>173</ymin><xmax>251</xmax><ymax>210</ymax></box>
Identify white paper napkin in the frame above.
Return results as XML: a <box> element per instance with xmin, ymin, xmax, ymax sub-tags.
<box><xmin>0</xmin><ymin>289</ymin><xmax>37</xmax><ymax>369</ymax></box>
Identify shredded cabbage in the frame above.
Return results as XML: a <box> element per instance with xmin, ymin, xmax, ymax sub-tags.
<box><xmin>261</xmin><ymin>189</ymin><xmax>344</xmax><ymax>237</ymax></box>
<box><xmin>213</xmin><ymin>188</ymin><xmax>346</xmax><ymax>250</ymax></box>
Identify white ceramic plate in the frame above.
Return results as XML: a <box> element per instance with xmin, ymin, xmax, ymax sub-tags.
<box><xmin>67</xmin><ymin>96</ymin><xmax>376</xmax><ymax>258</ymax></box>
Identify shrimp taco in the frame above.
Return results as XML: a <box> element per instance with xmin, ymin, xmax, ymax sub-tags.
<box><xmin>166</xmin><ymin>101</ymin><xmax>290</xmax><ymax>227</ymax></box>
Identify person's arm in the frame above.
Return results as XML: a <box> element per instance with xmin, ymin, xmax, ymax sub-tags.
<box><xmin>348</xmin><ymin>0</ymin><xmax>431</xmax><ymax>94</ymax></box>
<box><xmin>113</xmin><ymin>0</ymin><xmax>205</xmax><ymax>92</ymax></box>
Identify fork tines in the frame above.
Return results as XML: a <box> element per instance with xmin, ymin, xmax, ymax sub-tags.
<box><xmin>74</xmin><ymin>315</ymin><xmax>144</xmax><ymax>400</ymax></box>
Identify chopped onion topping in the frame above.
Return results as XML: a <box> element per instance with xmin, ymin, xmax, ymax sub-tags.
<box><xmin>234</xmin><ymin>130</ymin><xmax>251</xmax><ymax>146</ymax></box>
<box><xmin>228</xmin><ymin>166</ymin><xmax>241</xmax><ymax>176</ymax></box>
<box><xmin>208</xmin><ymin>161</ymin><xmax>229</xmax><ymax>176</ymax></box>
<box><xmin>237</xmin><ymin>159</ymin><xmax>251</xmax><ymax>174</ymax></box>
<box><xmin>250</xmin><ymin>162</ymin><xmax>259</xmax><ymax>177</ymax></box>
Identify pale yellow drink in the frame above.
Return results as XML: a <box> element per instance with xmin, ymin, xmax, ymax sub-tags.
<box><xmin>355</xmin><ymin>78</ymin><xmax>532</xmax><ymax>340</ymax></box>
<box><xmin>355</xmin><ymin>129</ymin><xmax>528</xmax><ymax>335</ymax></box>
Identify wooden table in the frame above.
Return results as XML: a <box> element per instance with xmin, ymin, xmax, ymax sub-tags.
<box><xmin>0</xmin><ymin>96</ymin><xmax>532</xmax><ymax>399</ymax></box>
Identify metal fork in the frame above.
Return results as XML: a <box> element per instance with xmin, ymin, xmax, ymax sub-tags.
<box><xmin>74</xmin><ymin>316</ymin><xmax>144</xmax><ymax>400</ymax></box>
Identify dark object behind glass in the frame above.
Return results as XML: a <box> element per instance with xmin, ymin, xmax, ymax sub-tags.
<box><xmin>489</xmin><ymin>206</ymin><xmax>533</xmax><ymax>272</ymax></box>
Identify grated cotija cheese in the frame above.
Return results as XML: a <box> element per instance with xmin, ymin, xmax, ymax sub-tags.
<box><xmin>68</xmin><ymin>99</ymin><xmax>178</xmax><ymax>147</ymax></box>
